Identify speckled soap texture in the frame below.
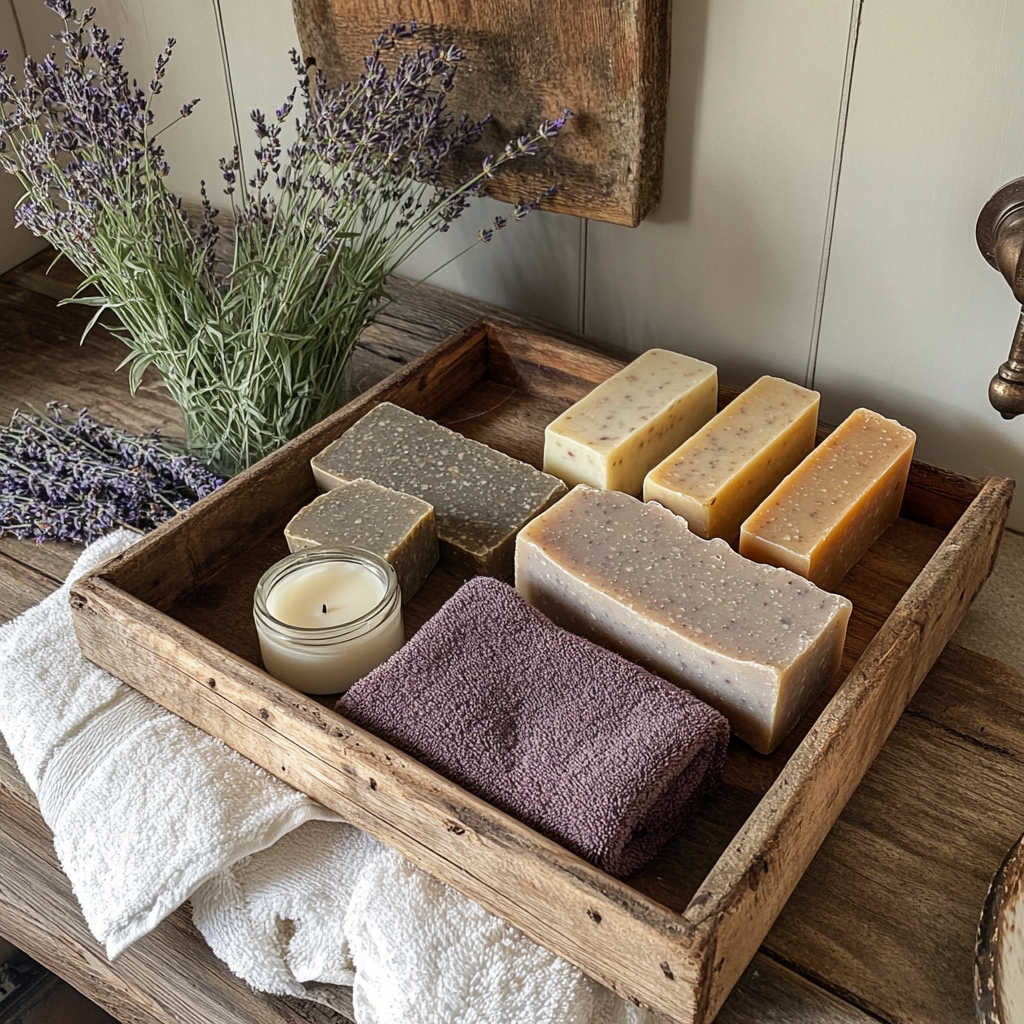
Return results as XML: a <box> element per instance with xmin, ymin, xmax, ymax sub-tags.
<box><xmin>311</xmin><ymin>403</ymin><xmax>567</xmax><ymax>579</ymax></box>
<box><xmin>644</xmin><ymin>375</ymin><xmax>819</xmax><ymax>543</ymax></box>
<box><xmin>284</xmin><ymin>479</ymin><xmax>438</xmax><ymax>598</ymax></box>
<box><xmin>515</xmin><ymin>486</ymin><xmax>852</xmax><ymax>754</ymax></box>
<box><xmin>543</xmin><ymin>348</ymin><xmax>718</xmax><ymax>496</ymax></box>
<box><xmin>740</xmin><ymin>408</ymin><xmax>916</xmax><ymax>591</ymax></box>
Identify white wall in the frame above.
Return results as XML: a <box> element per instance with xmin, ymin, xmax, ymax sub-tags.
<box><xmin>0</xmin><ymin>0</ymin><xmax>48</xmax><ymax>272</ymax></box>
<box><xmin>585</xmin><ymin>0</ymin><xmax>854</xmax><ymax>388</ymax></box>
<box><xmin>811</xmin><ymin>0</ymin><xmax>1024</xmax><ymax>519</ymax></box>
<box><xmin>3</xmin><ymin>0</ymin><xmax>1022</xmax><ymax>526</ymax></box>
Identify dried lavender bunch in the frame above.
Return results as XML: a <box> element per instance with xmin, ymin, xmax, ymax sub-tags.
<box><xmin>0</xmin><ymin>403</ymin><xmax>224</xmax><ymax>544</ymax></box>
<box><xmin>0</xmin><ymin>7</ymin><xmax>569</xmax><ymax>475</ymax></box>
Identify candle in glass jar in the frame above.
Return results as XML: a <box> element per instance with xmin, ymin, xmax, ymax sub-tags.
<box><xmin>254</xmin><ymin>547</ymin><xmax>404</xmax><ymax>695</ymax></box>
<box><xmin>267</xmin><ymin>561</ymin><xmax>384</xmax><ymax>628</ymax></box>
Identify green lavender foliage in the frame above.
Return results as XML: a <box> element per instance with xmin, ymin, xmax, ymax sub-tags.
<box><xmin>0</xmin><ymin>5</ymin><xmax>568</xmax><ymax>475</ymax></box>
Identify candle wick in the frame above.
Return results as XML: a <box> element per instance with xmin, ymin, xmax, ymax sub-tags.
<box><xmin>322</xmin><ymin>603</ymin><xmax>327</xmax><ymax>614</ymax></box>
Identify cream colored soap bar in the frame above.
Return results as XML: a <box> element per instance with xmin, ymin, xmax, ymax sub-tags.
<box><xmin>285</xmin><ymin>479</ymin><xmax>438</xmax><ymax>598</ymax></box>
<box><xmin>644</xmin><ymin>376</ymin><xmax>819</xmax><ymax>542</ymax></box>
<box><xmin>515</xmin><ymin>486</ymin><xmax>852</xmax><ymax>754</ymax></box>
<box><xmin>543</xmin><ymin>348</ymin><xmax>718</xmax><ymax>496</ymax></box>
<box><xmin>740</xmin><ymin>408</ymin><xmax>916</xmax><ymax>591</ymax></box>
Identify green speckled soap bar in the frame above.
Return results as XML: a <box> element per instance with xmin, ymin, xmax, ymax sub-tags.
<box><xmin>285</xmin><ymin>479</ymin><xmax>438</xmax><ymax>598</ymax></box>
<box><xmin>311</xmin><ymin>403</ymin><xmax>567</xmax><ymax>578</ymax></box>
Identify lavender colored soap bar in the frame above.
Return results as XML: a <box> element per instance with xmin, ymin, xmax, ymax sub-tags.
<box><xmin>338</xmin><ymin>576</ymin><xmax>729</xmax><ymax>878</ymax></box>
<box><xmin>516</xmin><ymin>486</ymin><xmax>852</xmax><ymax>754</ymax></box>
<box><xmin>311</xmin><ymin>403</ymin><xmax>566</xmax><ymax>578</ymax></box>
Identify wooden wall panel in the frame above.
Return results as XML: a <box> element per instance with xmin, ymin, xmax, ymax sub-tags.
<box><xmin>289</xmin><ymin>0</ymin><xmax>671</xmax><ymax>227</ymax></box>
<box><xmin>812</xmin><ymin>0</ymin><xmax>1024</xmax><ymax>531</ymax></box>
<box><xmin>0</xmin><ymin>0</ymin><xmax>48</xmax><ymax>274</ymax></box>
<box><xmin>582</xmin><ymin>0</ymin><xmax>856</xmax><ymax>390</ymax></box>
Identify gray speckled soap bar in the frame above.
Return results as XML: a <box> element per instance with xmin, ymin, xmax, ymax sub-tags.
<box><xmin>311</xmin><ymin>403</ymin><xmax>567</xmax><ymax>578</ymax></box>
<box><xmin>285</xmin><ymin>479</ymin><xmax>438</xmax><ymax>598</ymax></box>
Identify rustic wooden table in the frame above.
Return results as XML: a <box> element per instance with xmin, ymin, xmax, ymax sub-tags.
<box><xmin>1</xmin><ymin>249</ymin><xmax>1022</xmax><ymax>1024</ymax></box>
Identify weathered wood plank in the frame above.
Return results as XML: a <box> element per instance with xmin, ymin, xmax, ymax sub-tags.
<box><xmin>0</xmin><ymin>281</ymin><xmax>186</xmax><ymax>441</ymax></box>
<box><xmin>0</xmin><ymin>248</ymin><xmax>84</xmax><ymax>301</ymax></box>
<box><xmin>0</xmin><ymin>739</ymin><xmax>354</xmax><ymax>1024</ymax></box>
<box><xmin>0</xmin><ymin>551</ymin><xmax>60</xmax><ymax>623</ymax></box>
<box><xmin>0</xmin><ymin>537</ymin><xmax>82</xmax><ymax>587</ymax></box>
<box><xmin>764</xmin><ymin>644</ymin><xmax>1024</xmax><ymax>1024</ymax></box>
<box><xmin>718</xmin><ymin>955</ymin><xmax>878</xmax><ymax>1024</ymax></box>
<box><xmin>291</xmin><ymin>0</ymin><xmax>671</xmax><ymax>226</ymax></box>
<box><xmin>686</xmin><ymin>475</ymin><xmax>1013</xmax><ymax>1023</ymax></box>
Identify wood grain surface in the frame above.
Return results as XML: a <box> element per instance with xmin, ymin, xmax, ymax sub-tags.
<box><xmin>2</xmin><ymin>248</ymin><xmax>1022</xmax><ymax>1024</ymax></box>
<box><xmin>289</xmin><ymin>0</ymin><xmax>671</xmax><ymax>226</ymax></box>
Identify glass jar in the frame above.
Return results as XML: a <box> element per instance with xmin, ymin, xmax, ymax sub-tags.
<box><xmin>253</xmin><ymin>546</ymin><xmax>404</xmax><ymax>695</ymax></box>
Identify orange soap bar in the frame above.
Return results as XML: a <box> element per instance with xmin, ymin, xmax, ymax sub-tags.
<box><xmin>739</xmin><ymin>408</ymin><xmax>916</xmax><ymax>591</ymax></box>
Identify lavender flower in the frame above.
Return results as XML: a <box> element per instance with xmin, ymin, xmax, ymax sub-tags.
<box><xmin>0</xmin><ymin>404</ymin><xmax>224</xmax><ymax>544</ymax></box>
<box><xmin>0</xmin><ymin>8</ymin><xmax>570</xmax><ymax>475</ymax></box>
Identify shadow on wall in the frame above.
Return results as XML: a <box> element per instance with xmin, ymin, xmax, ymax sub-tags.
<box><xmin>653</xmin><ymin>0</ymin><xmax>711</xmax><ymax>225</ymax></box>
<box><xmin>587</xmin><ymin>165</ymin><xmax>816</xmax><ymax>390</ymax></box>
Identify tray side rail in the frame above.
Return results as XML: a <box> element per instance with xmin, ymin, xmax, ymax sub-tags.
<box><xmin>681</xmin><ymin>474</ymin><xmax>1015</xmax><ymax>1023</ymax></box>
<box><xmin>69</xmin><ymin>575</ymin><xmax>708</xmax><ymax>1023</ymax></box>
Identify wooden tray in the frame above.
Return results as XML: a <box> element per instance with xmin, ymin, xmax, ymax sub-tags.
<box><xmin>69</xmin><ymin>319</ymin><xmax>1014</xmax><ymax>1024</ymax></box>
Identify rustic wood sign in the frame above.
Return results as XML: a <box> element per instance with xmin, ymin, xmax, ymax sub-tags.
<box><xmin>289</xmin><ymin>0</ymin><xmax>671</xmax><ymax>227</ymax></box>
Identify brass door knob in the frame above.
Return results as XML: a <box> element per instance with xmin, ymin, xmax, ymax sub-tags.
<box><xmin>977</xmin><ymin>178</ymin><xmax>1024</xmax><ymax>419</ymax></box>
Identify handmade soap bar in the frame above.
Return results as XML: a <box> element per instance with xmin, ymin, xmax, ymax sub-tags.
<box><xmin>515</xmin><ymin>486</ymin><xmax>852</xmax><ymax>754</ymax></box>
<box><xmin>312</xmin><ymin>403</ymin><xmax>567</xmax><ymax>578</ymax></box>
<box><xmin>543</xmin><ymin>348</ymin><xmax>718</xmax><ymax>495</ymax></box>
<box><xmin>740</xmin><ymin>408</ymin><xmax>916</xmax><ymax>591</ymax></box>
<box><xmin>644</xmin><ymin>376</ymin><xmax>819</xmax><ymax>542</ymax></box>
<box><xmin>284</xmin><ymin>479</ymin><xmax>438</xmax><ymax>598</ymax></box>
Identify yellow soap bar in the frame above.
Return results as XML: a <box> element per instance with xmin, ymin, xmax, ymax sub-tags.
<box><xmin>644</xmin><ymin>376</ymin><xmax>819</xmax><ymax>542</ymax></box>
<box><xmin>739</xmin><ymin>408</ymin><xmax>916</xmax><ymax>591</ymax></box>
<box><xmin>543</xmin><ymin>348</ymin><xmax>717</xmax><ymax>496</ymax></box>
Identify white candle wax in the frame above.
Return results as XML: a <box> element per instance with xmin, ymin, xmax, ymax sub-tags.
<box><xmin>266</xmin><ymin>562</ymin><xmax>384</xmax><ymax>628</ymax></box>
<box><xmin>254</xmin><ymin>548</ymin><xmax>404</xmax><ymax>695</ymax></box>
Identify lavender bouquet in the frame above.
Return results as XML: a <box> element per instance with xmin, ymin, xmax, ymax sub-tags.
<box><xmin>0</xmin><ymin>4</ymin><xmax>568</xmax><ymax>475</ymax></box>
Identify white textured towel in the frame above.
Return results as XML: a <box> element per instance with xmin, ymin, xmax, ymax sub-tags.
<box><xmin>191</xmin><ymin>821</ymin><xmax>653</xmax><ymax>1024</ymax></box>
<box><xmin>0</xmin><ymin>534</ymin><xmax>655</xmax><ymax>1024</ymax></box>
<box><xmin>0</xmin><ymin>531</ymin><xmax>342</xmax><ymax>957</ymax></box>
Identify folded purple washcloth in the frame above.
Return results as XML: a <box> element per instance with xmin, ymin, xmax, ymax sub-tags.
<box><xmin>337</xmin><ymin>576</ymin><xmax>729</xmax><ymax>878</ymax></box>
